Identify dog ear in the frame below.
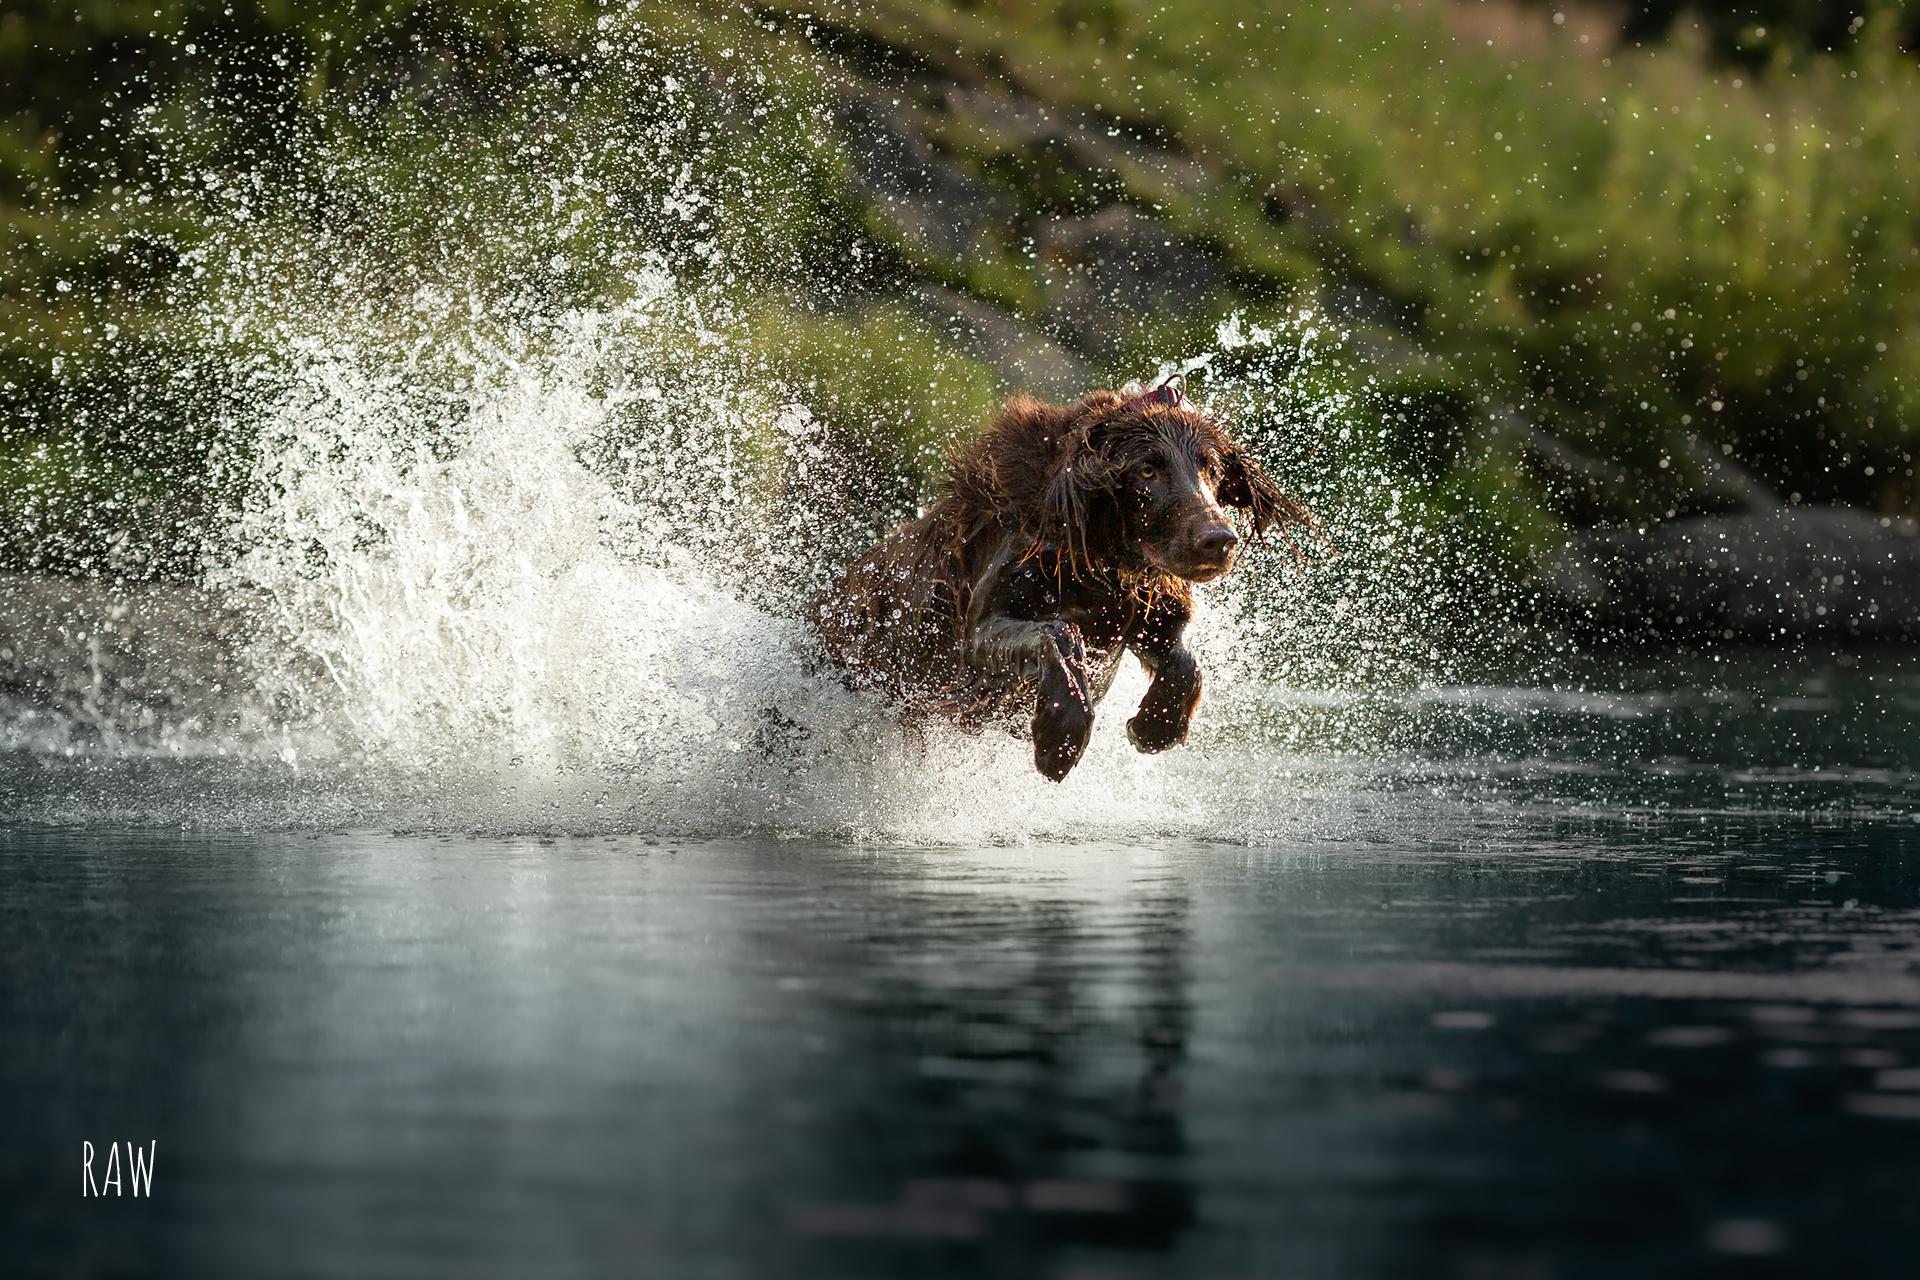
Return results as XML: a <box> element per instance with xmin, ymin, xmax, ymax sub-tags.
<box><xmin>1037</xmin><ymin>418</ymin><xmax>1120</xmax><ymax>575</ymax></box>
<box><xmin>1219</xmin><ymin>444</ymin><xmax>1311</xmax><ymax>546</ymax></box>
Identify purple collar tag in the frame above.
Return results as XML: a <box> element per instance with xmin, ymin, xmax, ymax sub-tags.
<box><xmin>1121</xmin><ymin>373</ymin><xmax>1189</xmax><ymax>413</ymax></box>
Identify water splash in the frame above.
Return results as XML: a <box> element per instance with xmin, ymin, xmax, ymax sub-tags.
<box><xmin>8</xmin><ymin>11</ymin><xmax>1795</xmax><ymax>841</ymax></box>
<box><xmin>169</xmin><ymin>258</ymin><xmax>1394</xmax><ymax>840</ymax></box>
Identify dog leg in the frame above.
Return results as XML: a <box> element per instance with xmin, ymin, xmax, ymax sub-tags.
<box><xmin>1031</xmin><ymin>623</ymin><xmax>1095</xmax><ymax>781</ymax></box>
<box><xmin>1127</xmin><ymin>645</ymin><xmax>1202</xmax><ymax>753</ymax></box>
<box><xmin>968</xmin><ymin>616</ymin><xmax>1095</xmax><ymax>781</ymax></box>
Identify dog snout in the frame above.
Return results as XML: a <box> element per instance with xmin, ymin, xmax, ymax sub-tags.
<box><xmin>1195</xmin><ymin>523</ymin><xmax>1239</xmax><ymax>562</ymax></box>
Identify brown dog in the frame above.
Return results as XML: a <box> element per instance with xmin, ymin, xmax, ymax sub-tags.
<box><xmin>811</xmin><ymin>377</ymin><xmax>1312</xmax><ymax>781</ymax></box>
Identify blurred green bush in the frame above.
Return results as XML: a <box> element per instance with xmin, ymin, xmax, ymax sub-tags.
<box><xmin>2</xmin><ymin>0</ymin><xmax>1914</xmax><ymax>579</ymax></box>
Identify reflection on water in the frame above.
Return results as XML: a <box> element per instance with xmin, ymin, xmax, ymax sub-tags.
<box><xmin>5</xmin><ymin>805</ymin><xmax>1920</xmax><ymax>1278</ymax></box>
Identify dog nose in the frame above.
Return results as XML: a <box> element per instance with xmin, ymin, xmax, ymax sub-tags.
<box><xmin>1197</xmin><ymin>525</ymin><xmax>1239</xmax><ymax>559</ymax></box>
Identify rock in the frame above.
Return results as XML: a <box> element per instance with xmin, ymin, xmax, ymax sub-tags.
<box><xmin>901</xmin><ymin>284</ymin><xmax>1094</xmax><ymax>398</ymax></box>
<box><xmin>837</xmin><ymin>94</ymin><xmax>1017</xmax><ymax>262</ymax></box>
<box><xmin>937</xmin><ymin>83</ymin><xmax>1213</xmax><ymax>194</ymax></box>
<box><xmin>1516</xmin><ymin>419</ymin><xmax>1634</xmax><ymax>524</ymax></box>
<box><xmin>1514</xmin><ymin>420</ymin><xmax>1783</xmax><ymax>526</ymax></box>
<box><xmin>1037</xmin><ymin>205</ymin><xmax>1223</xmax><ymax>359</ymax></box>
<box><xmin>1671</xmin><ymin>435</ymin><xmax>1780</xmax><ymax>515</ymax></box>
<box><xmin>1549</xmin><ymin>507</ymin><xmax>1920</xmax><ymax>641</ymax></box>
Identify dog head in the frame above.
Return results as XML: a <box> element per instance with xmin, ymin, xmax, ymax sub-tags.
<box><xmin>1036</xmin><ymin>378</ymin><xmax>1308</xmax><ymax>582</ymax></box>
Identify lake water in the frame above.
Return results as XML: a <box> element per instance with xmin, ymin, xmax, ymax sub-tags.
<box><xmin>5</xmin><ymin>651</ymin><xmax>1919</xmax><ymax>1278</ymax></box>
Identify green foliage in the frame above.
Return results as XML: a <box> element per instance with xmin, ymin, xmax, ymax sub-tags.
<box><xmin>737</xmin><ymin>301</ymin><xmax>1004</xmax><ymax>481</ymax></box>
<box><xmin>3</xmin><ymin>0</ymin><xmax>1917</xmax><ymax>579</ymax></box>
<box><xmin>818</xmin><ymin>0</ymin><xmax>1918</xmax><ymax>511</ymax></box>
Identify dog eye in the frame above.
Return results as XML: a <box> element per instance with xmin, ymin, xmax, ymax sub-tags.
<box><xmin>1136</xmin><ymin>464</ymin><xmax>1158</xmax><ymax>482</ymax></box>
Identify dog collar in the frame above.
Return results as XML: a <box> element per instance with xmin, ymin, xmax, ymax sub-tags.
<box><xmin>1121</xmin><ymin>372</ymin><xmax>1188</xmax><ymax>413</ymax></box>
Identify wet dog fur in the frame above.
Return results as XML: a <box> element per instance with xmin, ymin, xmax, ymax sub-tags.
<box><xmin>810</xmin><ymin>384</ymin><xmax>1311</xmax><ymax>781</ymax></box>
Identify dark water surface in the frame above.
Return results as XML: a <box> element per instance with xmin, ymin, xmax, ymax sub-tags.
<box><xmin>6</xmin><ymin>817</ymin><xmax>1920</xmax><ymax>1278</ymax></box>
<box><xmin>5</xmin><ymin>653</ymin><xmax>1920</xmax><ymax>1279</ymax></box>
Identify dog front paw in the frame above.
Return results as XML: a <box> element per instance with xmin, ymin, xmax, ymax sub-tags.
<box><xmin>1034</xmin><ymin>699</ymin><xmax>1095</xmax><ymax>781</ymax></box>
<box><xmin>1125</xmin><ymin>710</ymin><xmax>1188</xmax><ymax>754</ymax></box>
<box><xmin>1032</xmin><ymin>624</ymin><xmax>1094</xmax><ymax>781</ymax></box>
<box><xmin>1127</xmin><ymin>650</ymin><xmax>1201</xmax><ymax>754</ymax></box>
